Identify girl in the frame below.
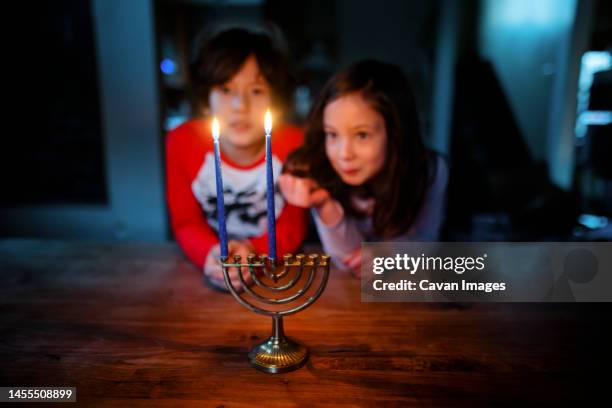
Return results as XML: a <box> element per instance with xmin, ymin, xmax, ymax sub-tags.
<box><xmin>280</xmin><ymin>59</ymin><xmax>448</xmax><ymax>277</ymax></box>
<box><xmin>166</xmin><ymin>27</ymin><xmax>307</xmax><ymax>290</ymax></box>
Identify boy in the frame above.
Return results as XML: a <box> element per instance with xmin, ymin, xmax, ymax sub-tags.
<box><xmin>166</xmin><ymin>27</ymin><xmax>306</xmax><ymax>290</ymax></box>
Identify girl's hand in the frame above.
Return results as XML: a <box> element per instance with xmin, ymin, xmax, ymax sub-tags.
<box><xmin>204</xmin><ymin>240</ymin><xmax>254</xmax><ymax>291</ymax></box>
<box><xmin>343</xmin><ymin>248</ymin><xmax>362</xmax><ymax>278</ymax></box>
<box><xmin>280</xmin><ymin>174</ymin><xmax>344</xmax><ymax>226</ymax></box>
<box><xmin>279</xmin><ymin>174</ymin><xmax>331</xmax><ymax>209</ymax></box>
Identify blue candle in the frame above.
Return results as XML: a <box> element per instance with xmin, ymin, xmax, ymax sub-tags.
<box><xmin>212</xmin><ymin>118</ymin><xmax>228</xmax><ymax>258</ymax></box>
<box><xmin>264</xmin><ymin>110</ymin><xmax>277</xmax><ymax>259</ymax></box>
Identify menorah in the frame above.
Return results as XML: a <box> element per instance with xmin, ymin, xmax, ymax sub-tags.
<box><xmin>221</xmin><ymin>253</ymin><xmax>330</xmax><ymax>373</ymax></box>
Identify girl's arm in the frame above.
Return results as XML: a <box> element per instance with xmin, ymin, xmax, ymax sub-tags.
<box><xmin>311</xmin><ymin>203</ymin><xmax>364</xmax><ymax>271</ymax></box>
<box><xmin>279</xmin><ymin>173</ymin><xmax>364</xmax><ymax>269</ymax></box>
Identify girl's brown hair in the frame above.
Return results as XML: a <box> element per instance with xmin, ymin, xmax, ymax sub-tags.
<box><xmin>286</xmin><ymin>59</ymin><xmax>435</xmax><ymax>238</ymax></box>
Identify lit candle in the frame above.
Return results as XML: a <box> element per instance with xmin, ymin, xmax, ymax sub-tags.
<box><xmin>212</xmin><ymin>117</ymin><xmax>228</xmax><ymax>258</ymax></box>
<box><xmin>265</xmin><ymin>110</ymin><xmax>277</xmax><ymax>260</ymax></box>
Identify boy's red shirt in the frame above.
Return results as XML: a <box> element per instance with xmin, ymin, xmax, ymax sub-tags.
<box><xmin>166</xmin><ymin>118</ymin><xmax>307</xmax><ymax>269</ymax></box>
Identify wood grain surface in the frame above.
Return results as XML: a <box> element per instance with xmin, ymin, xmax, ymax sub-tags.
<box><xmin>0</xmin><ymin>240</ymin><xmax>608</xmax><ymax>407</ymax></box>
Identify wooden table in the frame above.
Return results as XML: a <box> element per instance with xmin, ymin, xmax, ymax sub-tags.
<box><xmin>0</xmin><ymin>240</ymin><xmax>608</xmax><ymax>406</ymax></box>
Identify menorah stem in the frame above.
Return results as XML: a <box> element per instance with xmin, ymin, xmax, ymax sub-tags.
<box><xmin>272</xmin><ymin>316</ymin><xmax>284</xmax><ymax>342</ymax></box>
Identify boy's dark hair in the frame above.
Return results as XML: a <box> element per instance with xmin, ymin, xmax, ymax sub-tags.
<box><xmin>285</xmin><ymin>59</ymin><xmax>435</xmax><ymax>238</ymax></box>
<box><xmin>190</xmin><ymin>25</ymin><xmax>294</xmax><ymax>116</ymax></box>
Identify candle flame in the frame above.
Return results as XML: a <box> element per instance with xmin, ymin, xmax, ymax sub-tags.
<box><xmin>264</xmin><ymin>110</ymin><xmax>272</xmax><ymax>135</ymax></box>
<box><xmin>212</xmin><ymin>117</ymin><xmax>220</xmax><ymax>141</ymax></box>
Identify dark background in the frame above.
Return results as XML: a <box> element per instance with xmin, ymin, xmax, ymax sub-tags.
<box><xmin>1</xmin><ymin>0</ymin><xmax>610</xmax><ymax>243</ymax></box>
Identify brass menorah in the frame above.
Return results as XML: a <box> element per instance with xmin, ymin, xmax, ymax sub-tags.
<box><xmin>221</xmin><ymin>253</ymin><xmax>330</xmax><ymax>373</ymax></box>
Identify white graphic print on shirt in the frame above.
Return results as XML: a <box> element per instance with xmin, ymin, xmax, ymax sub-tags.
<box><xmin>191</xmin><ymin>152</ymin><xmax>285</xmax><ymax>238</ymax></box>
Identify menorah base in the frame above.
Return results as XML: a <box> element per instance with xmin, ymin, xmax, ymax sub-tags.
<box><xmin>247</xmin><ymin>316</ymin><xmax>308</xmax><ymax>373</ymax></box>
<box><xmin>249</xmin><ymin>335</ymin><xmax>308</xmax><ymax>373</ymax></box>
